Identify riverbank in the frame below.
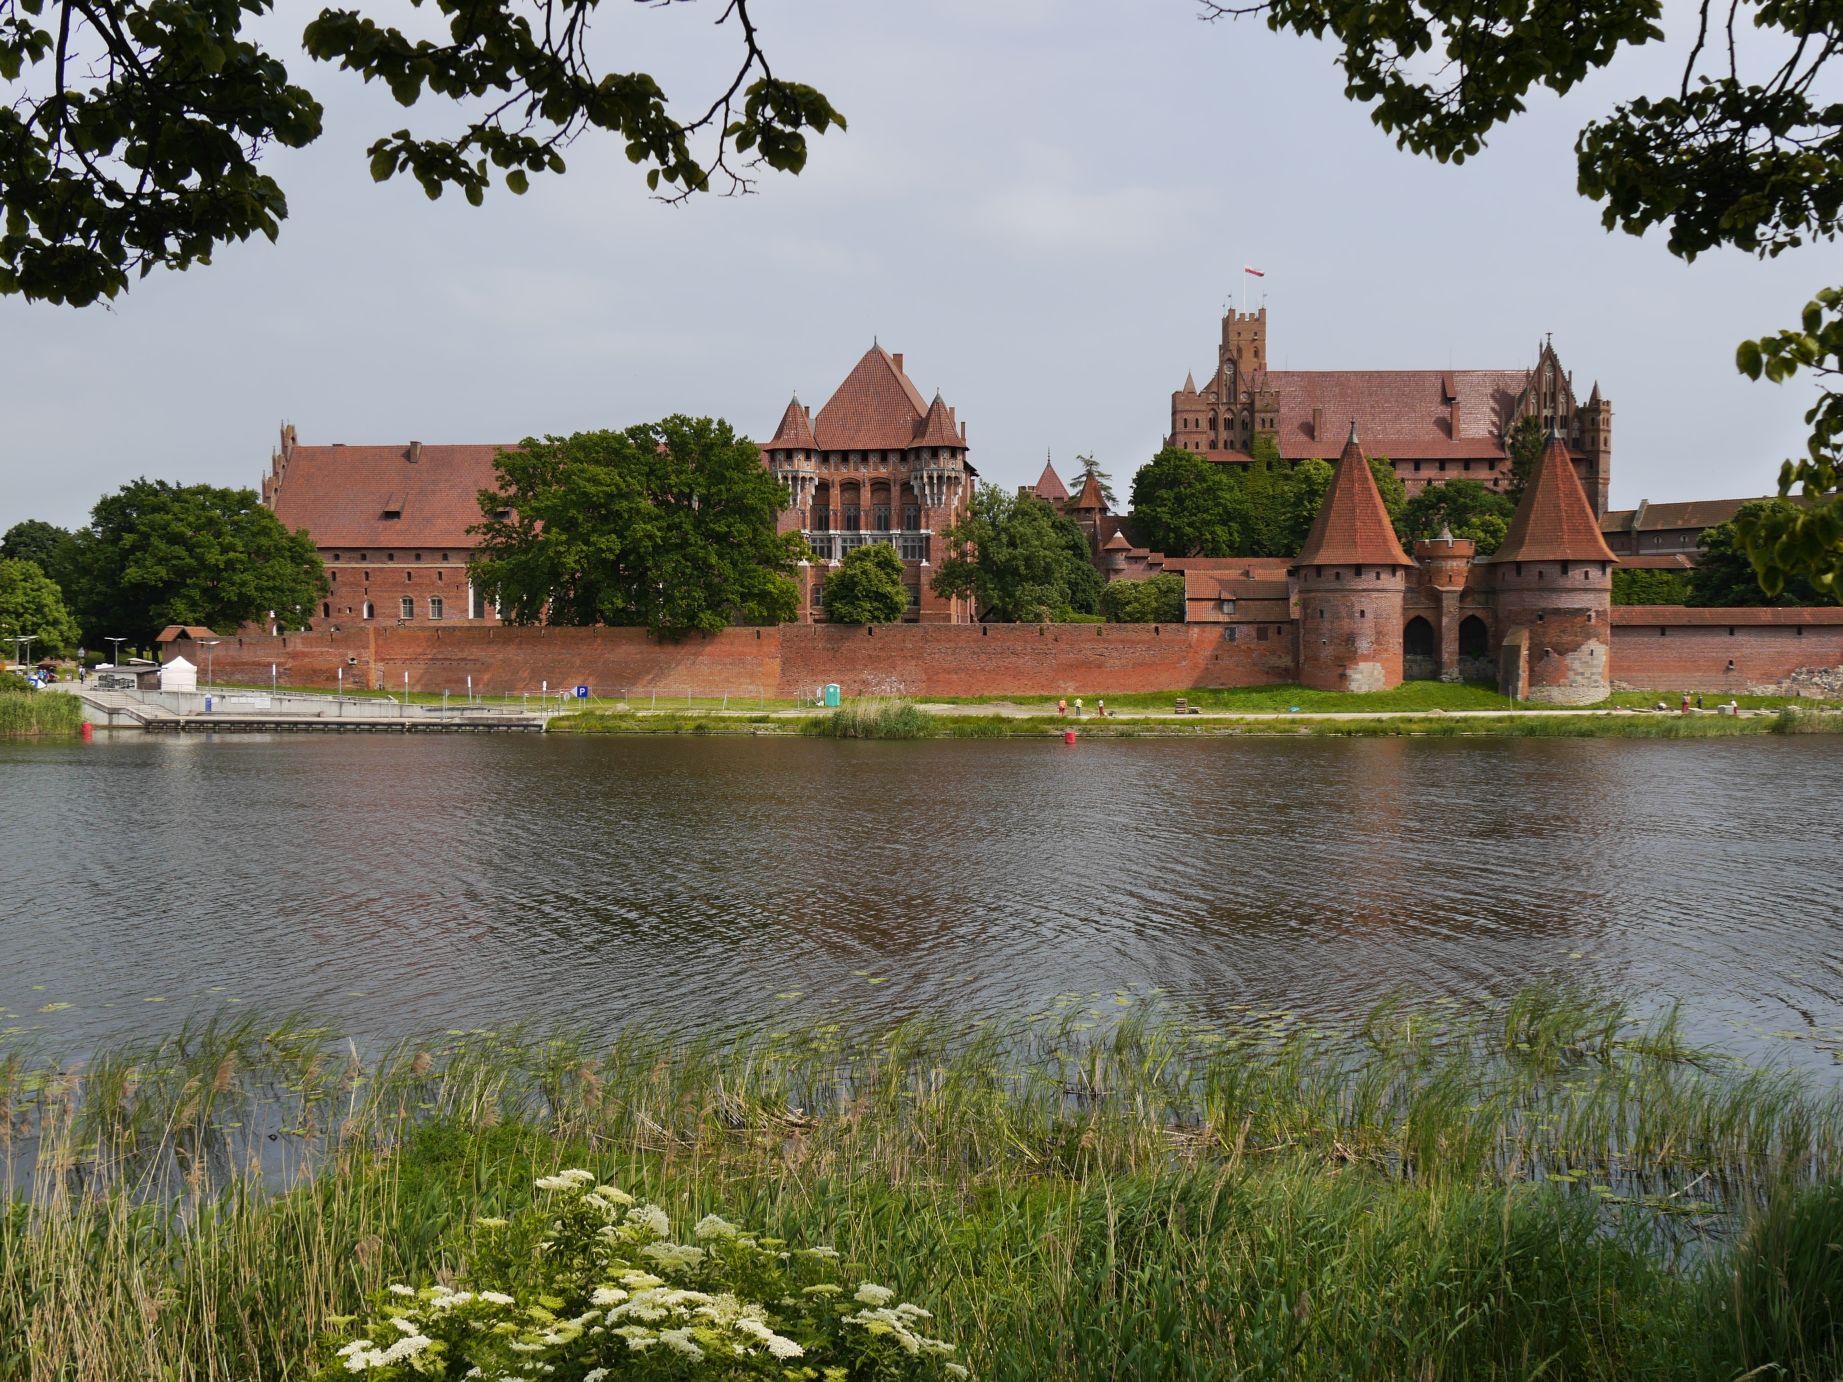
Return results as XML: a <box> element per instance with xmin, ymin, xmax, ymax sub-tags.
<box><xmin>3</xmin><ymin>992</ymin><xmax>1839</xmax><ymax>1380</ymax></box>
<box><xmin>0</xmin><ymin>687</ymin><xmax>82</xmax><ymax>739</ymax></box>
<box><xmin>550</xmin><ymin>701</ymin><xmax>1843</xmax><ymax>739</ymax></box>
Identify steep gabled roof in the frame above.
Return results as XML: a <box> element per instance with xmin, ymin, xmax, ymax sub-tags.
<box><xmin>765</xmin><ymin>395</ymin><xmax>818</xmax><ymax>450</ymax></box>
<box><xmin>812</xmin><ymin>344</ymin><xmax>930</xmax><ymax>450</ymax></box>
<box><xmin>913</xmin><ymin>392</ymin><xmax>963</xmax><ymax>448</ymax></box>
<box><xmin>1033</xmin><ymin>456</ymin><xmax>1070</xmax><ymax>502</ymax></box>
<box><xmin>1262</xmin><ymin>369</ymin><xmax>1528</xmax><ymax>461</ymax></box>
<box><xmin>269</xmin><ymin>443</ymin><xmax>509</xmax><ymax>548</ymax></box>
<box><xmin>1294</xmin><ymin>424</ymin><xmax>1414</xmax><ymax>567</ymax></box>
<box><xmin>1483</xmin><ymin>429</ymin><xmax>1618</xmax><ymax>564</ymax></box>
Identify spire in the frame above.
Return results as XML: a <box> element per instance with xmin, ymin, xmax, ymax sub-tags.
<box><xmin>1183</xmin><ymin>370</ymin><xmax>1197</xmax><ymax>393</ymax></box>
<box><xmin>1482</xmin><ymin>429</ymin><xmax>1617</xmax><ymax>564</ymax></box>
<box><xmin>1294</xmin><ymin>421</ymin><xmax>1413</xmax><ymax>567</ymax></box>
<box><xmin>913</xmin><ymin>391</ymin><xmax>962</xmax><ymax>448</ymax></box>
<box><xmin>767</xmin><ymin>393</ymin><xmax>818</xmax><ymax>450</ymax></box>
<box><xmin>1032</xmin><ymin>455</ymin><xmax>1070</xmax><ymax>503</ymax></box>
<box><xmin>1071</xmin><ymin>469</ymin><xmax>1107</xmax><ymax>511</ymax></box>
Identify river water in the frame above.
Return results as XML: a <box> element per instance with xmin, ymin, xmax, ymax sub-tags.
<box><xmin>2</xmin><ymin>734</ymin><xmax>1840</xmax><ymax>1069</ymax></box>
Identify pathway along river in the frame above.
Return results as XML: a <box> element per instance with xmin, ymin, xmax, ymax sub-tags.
<box><xmin>2</xmin><ymin>734</ymin><xmax>1840</xmax><ymax>1069</ymax></box>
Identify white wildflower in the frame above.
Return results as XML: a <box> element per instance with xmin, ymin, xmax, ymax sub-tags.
<box><xmin>946</xmin><ymin>1365</ymin><xmax>970</xmax><ymax>1378</ymax></box>
<box><xmin>508</xmin><ymin>1340</ymin><xmax>543</xmax><ymax>1353</ymax></box>
<box><xmin>377</xmin><ymin>1335</ymin><xmax>432</xmax><ymax>1365</ymax></box>
<box><xmin>626</xmin><ymin>1203</ymin><xmax>670</xmax><ymax>1237</ymax></box>
<box><xmin>800</xmin><ymin>1245</ymin><xmax>840</xmax><ymax>1259</ymax></box>
<box><xmin>478</xmin><ymin>1291</ymin><xmax>516</xmax><ymax>1306</ymax></box>
<box><xmin>590</xmin><ymin>1184</ymin><xmax>634</xmax><ymax>1207</ymax></box>
<box><xmin>692</xmin><ymin>1214</ymin><xmax>739</xmax><ymax>1239</ymax></box>
<box><xmin>590</xmin><ymin>1286</ymin><xmax>628</xmax><ymax>1307</ymax></box>
<box><xmin>534</xmin><ymin>1168</ymin><xmax>595</xmax><ymax>1191</ymax></box>
<box><xmin>854</xmin><ymin>1282</ymin><xmax>895</xmax><ymax>1306</ymax></box>
<box><xmin>390</xmin><ymin>1317</ymin><xmax>420</xmax><ymax>1335</ymax></box>
<box><xmin>584</xmin><ymin>1371</ymin><xmax>609</xmax><ymax>1382</ymax></box>
<box><xmin>476</xmin><ymin>1217</ymin><xmax>509</xmax><ymax>1229</ymax></box>
<box><xmin>660</xmin><ymin>1327</ymin><xmax>704</xmax><ymax>1360</ymax></box>
<box><xmin>387</xmin><ymin>1284</ymin><xmax>417</xmax><ymax>1298</ymax></box>
<box><xmin>641</xmin><ymin>1242</ymin><xmax>705</xmax><ymax>1270</ymax></box>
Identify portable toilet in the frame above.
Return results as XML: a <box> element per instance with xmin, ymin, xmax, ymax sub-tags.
<box><xmin>159</xmin><ymin>656</ymin><xmax>197</xmax><ymax>692</ymax></box>
<box><xmin>824</xmin><ymin>683</ymin><xmax>841</xmax><ymax>708</ymax></box>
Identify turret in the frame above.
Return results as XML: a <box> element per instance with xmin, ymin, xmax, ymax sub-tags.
<box><xmin>1479</xmin><ymin>425</ymin><xmax>1617</xmax><ymax>704</ymax></box>
<box><xmin>1293</xmin><ymin>422</ymin><xmax>1417</xmax><ymax>692</ymax></box>
<box><xmin>1413</xmin><ymin>526</ymin><xmax>1476</xmax><ymax>591</ymax></box>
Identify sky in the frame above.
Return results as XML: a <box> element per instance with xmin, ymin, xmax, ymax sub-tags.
<box><xmin>1</xmin><ymin>0</ymin><xmax>1833</xmax><ymax>531</ymax></box>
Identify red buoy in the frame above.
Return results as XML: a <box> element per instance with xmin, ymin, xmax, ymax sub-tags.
<box><xmin>80</xmin><ymin>721</ymin><xmax>94</xmax><ymax>743</ymax></box>
<box><xmin>1063</xmin><ymin>729</ymin><xmax>1077</xmax><ymax>745</ymax></box>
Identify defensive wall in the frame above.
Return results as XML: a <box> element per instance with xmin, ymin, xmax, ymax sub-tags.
<box><xmin>176</xmin><ymin>608</ymin><xmax>1843</xmax><ymax>700</ymax></box>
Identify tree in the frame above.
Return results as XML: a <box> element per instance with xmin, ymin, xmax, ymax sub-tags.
<box><xmin>72</xmin><ymin>480</ymin><xmax>327</xmax><ymax>646</ymax></box>
<box><xmin>1201</xmin><ymin>0</ymin><xmax>1843</xmax><ymax>598</ymax></box>
<box><xmin>0</xmin><ymin>520</ymin><xmax>78</xmax><ymax>596</ymax></box>
<box><xmin>1099</xmin><ymin>572</ymin><xmax>1185</xmax><ymax>624</ymax></box>
<box><xmin>0</xmin><ymin>1</ymin><xmax>843</xmax><ymax>306</ymax></box>
<box><xmin>931</xmin><ymin>487</ymin><xmax>1101</xmax><ymax>622</ymax></box>
<box><xmin>1505</xmin><ymin>417</ymin><xmax>1545</xmax><ymax>504</ymax></box>
<box><xmin>823</xmin><ymin>543</ymin><xmax>907</xmax><ymax>625</ymax></box>
<box><xmin>1612</xmin><ymin>568</ymin><xmax>1693</xmax><ymax>605</ymax></box>
<box><xmin>1128</xmin><ymin>448</ymin><xmax>1249</xmax><ymax>558</ymax></box>
<box><xmin>1273</xmin><ymin>457</ymin><xmax>1335</xmax><ymax>555</ymax></box>
<box><xmin>1400</xmin><ymin>479</ymin><xmax>1517</xmax><ymax>554</ymax></box>
<box><xmin>469</xmin><ymin>417</ymin><xmax>804</xmax><ymax>636</ymax></box>
<box><xmin>1690</xmin><ymin>500</ymin><xmax>1838</xmax><ymax>607</ymax></box>
<box><xmin>0</xmin><ymin>558</ymin><xmax>80</xmax><ymax>657</ymax></box>
<box><xmin>1073</xmin><ymin>454</ymin><xmax>1117</xmax><ymax>509</ymax></box>
<box><xmin>1368</xmin><ymin>457</ymin><xmax>1407</xmax><ymax>531</ymax></box>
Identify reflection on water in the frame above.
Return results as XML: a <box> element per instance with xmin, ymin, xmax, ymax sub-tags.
<box><xmin>1</xmin><ymin>733</ymin><xmax>1840</xmax><ymax>1069</ymax></box>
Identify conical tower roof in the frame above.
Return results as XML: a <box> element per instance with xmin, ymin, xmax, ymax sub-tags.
<box><xmin>1295</xmin><ymin>423</ymin><xmax>1413</xmax><ymax>567</ymax></box>
<box><xmin>912</xmin><ymin>391</ymin><xmax>963</xmax><ymax>448</ymax></box>
<box><xmin>766</xmin><ymin>394</ymin><xmax>817</xmax><ymax>450</ymax></box>
<box><xmin>1033</xmin><ymin>455</ymin><xmax>1070</xmax><ymax>502</ymax></box>
<box><xmin>1182</xmin><ymin>371</ymin><xmax>1198</xmax><ymax>393</ymax></box>
<box><xmin>1071</xmin><ymin>469</ymin><xmax>1107</xmax><ymax>511</ymax></box>
<box><xmin>1482</xmin><ymin>427</ymin><xmax>1617</xmax><ymax>563</ymax></box>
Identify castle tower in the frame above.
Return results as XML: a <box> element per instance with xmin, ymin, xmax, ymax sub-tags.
<box><xmin>1479</xmin><ymin>424</ymin><xmax>1618</xmax><ymax>704</ymax></box>
<box><xmin>1294</xmin><ymin>422</ymin><xmax>1417</xmax><ymax>692</ymax></box>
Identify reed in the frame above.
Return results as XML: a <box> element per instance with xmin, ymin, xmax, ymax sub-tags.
<box><xmin>3</xmin><ymin>992</ymin><xmax>1840</xmax><ymax>1379</ymax></box>
<box><xmin>803</xmin><ymin>698</ymin><xmax>936</xmax><ymax>739</ymax></box>
<box><xmin>0</xmin><ymin>690</ymin><xmax>82</xmax><ymax>739</ymax></box>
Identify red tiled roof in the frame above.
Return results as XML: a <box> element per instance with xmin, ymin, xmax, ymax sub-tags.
<box><xmin>1600</xmin><ymin>496</ymin><xmax>1784</xmax><ymax>534</ymax></box>
<box><xmin>155</xmin><ymin>625</ymin><xmax>218</xmax><ymax>643</ymax></box>
<box><xmin>914</xmin><ymin>393</ymin><xmax>963</xmax><ymax>448</ymax></box>
<box><xmin>765</xmin><ymin>396</ymin><xmax>818</xmax><ymax>450</ymax></box>
<box><xmin>1070</xmin><ymin>471</ymin><xmax>1107</xmax><ymax>510</ymax></box>
<box><xmin>270</xmin><ymin>443</ymin><xmax>509</xmax><ymax>549</ymax></box>
<box><xmin>1032</xmin><ymin>459</ymin><xmax>1070</xmax><ymax>502</ymax></box>
<box><xmin>1294</xmin><ymin>426</ymin><xmax>1414</xmax><ymax>567</ymax></box>
<box><xmin>1260</xmin><ymin>369</ymin><xmax>1530</xmax><ymax>461</ymax></box>
<box><xmin>1484</xmin><ymin>430</ymin><xmax>1617</xmax><ymax>564</ymax></box>
<box><xmin>1611</xmin><ymin>605</ymin><xmax>1843</xmax><ymax>625</ymax></box>
<box><xmin>811</xmin><ymin>345</ymin><xmax>932</xmax><ymax>450</ymax></box>
<box><xmin>1614</xmin><ymin>553</ymin><xmax>1696</xmax><ymax>570</ymax></box>
<box><xmin>1102</xmin><ymin>529</ymin><xmax>1133</xmax><ymax>551</ymax></box>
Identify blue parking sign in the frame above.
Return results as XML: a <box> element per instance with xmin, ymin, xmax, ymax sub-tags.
<box><xmin>575</xmin><ymin>685</ymin><xmax>590</xmax><ymax>700</ymax></box>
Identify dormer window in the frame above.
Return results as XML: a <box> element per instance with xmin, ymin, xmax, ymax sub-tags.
<box><xmin>382</xmin><ymin>508</ymin><xmax>401</xmax><ymax>521</ymax></box>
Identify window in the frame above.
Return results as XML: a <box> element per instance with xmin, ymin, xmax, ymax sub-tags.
<box><xmin>899</xmin><ymin>533</ymin><xmax>929</xmax><ymax>561</ymax></box>
<box><xmin>1220</xmin><ymin>599</ymin><xmax>1236</xmax><ymax>614</ymax></box>
<box><xmin>322</xmin><ymin>602</ymin><xmax>331</xmax><ymax>618</ymax></box>
<box><xmin>400</xmin><ymin>597</ymin><xmax>414</xmax><ymax>619</ymax></box>
<box><xmin>872</xmin><ymin>504</ymin><xmax>890</xmax><ymax>531</ymax></box>
<box><xmin>414</xmin><ymin>553</ymin><xmax>422</xmax><ymax>562</ymax></box>
<box><xmin>1257</xmin><ymin>624</ymin><xmax>1269</xmax><ymax>642</ymax></box>
<box><xmin>441</xmin><ymin>552</ymin><xmax>449</xmax><ymax>562</ymax></box>
<box><xmin>429</xmin><ymin>597</ymin><xmax>444</xmax><ymax>620</ymax></box>
<box><xmin>387</xmin><ymin>552</ymin><xmax>396</xmax><ymax>562</ymax></box>
<box><xmin>382</xmin><ymin>509</ymin><xmax>401</xmax><ymax>521</ymax></box>
<box><xmin>436</xmin><ymin>570</ymin><xmax>444</xmax><ymax>582</ymax></box>
<box><xmin>906</xmin><ymin>584</ymin><xmax>920</xmax><ymax>609</ymax></box>
<box><xmin>363</xmin><ymin>601</ymin><xmax>375</xmax><ymax>619</ymax></box>
<box><xmin>471</xmin><ymin>587</ymin><xmax>487</xmax><ymax>620</ymax></box>
<box><xmin>405</xmin><ymin>571</ymin><xmax>412</xmax><ymax>581</ymax></box>
<box><xmin>330</xmin><ymin>570</ymin><xmax>337</xmax><ymax>582</ymax></box>
<box><xmin>902</xmin><ymin>504</ymin><xmax>920</xmax><ymax>529</ymax></box>
<box><xmin>843</xmin><ymin>506</ymin><xmax>860</xmax><ymax>532</ymax></box>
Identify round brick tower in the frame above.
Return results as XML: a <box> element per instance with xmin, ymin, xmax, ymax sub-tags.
<box><xmin>1478</xmin><ymin>426</ymin><xmax>1617</xmax><ymax>704</ymax></box>
<box><xmin>1294</xmin><ymin>423</ymin><xmax>1418</xmax><ymax>692</ymax></box>
<box><xmin>1413</xmin><ymin>529</ymin><xmax>1476</xmax><ymax>589</ymax></box>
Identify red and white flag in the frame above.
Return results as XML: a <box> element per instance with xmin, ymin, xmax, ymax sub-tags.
<box><xmin>1243</xmin><ymin>265</ymin><xmax>1266</xmax><ymax>277</ymax></box>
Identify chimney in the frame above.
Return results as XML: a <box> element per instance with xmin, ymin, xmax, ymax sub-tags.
<box><xmin>1448</xmin><ymin>397</ymin><xmax>1461</xmax><ymax>437</ymax></box>
<box><xmin>1311</xmin><ymin>406</ymin><xmax>1323</xmax><ymax>441</ymax></box>
<box><xmin>408</xmin><ymin>441</ymin><xmax>423</xmax><ymax>464</ymax></box>
<box><xmin>892</xmin><ymin>353</ymin><xmax>904</xmax><ymax>374</ymax></box>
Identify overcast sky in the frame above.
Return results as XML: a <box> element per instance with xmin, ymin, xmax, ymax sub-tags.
<box><xmin>2</xmin><ymin>0</ymin><xmax>1831</xmax><ymax>530</ymax></box>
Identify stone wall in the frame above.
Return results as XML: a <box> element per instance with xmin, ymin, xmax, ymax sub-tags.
<box><xmin>1609</xmin><ymin>607</ymin><xmax>1843</xmax><ymax>694</ymax></box>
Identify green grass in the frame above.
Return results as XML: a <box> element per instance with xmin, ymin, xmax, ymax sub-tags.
<box><xmin>4</xmin><ymin>991</ymin><xmax>1843</xmax><ymax>1379</ymax></box>
<box><xmin>1601</xmin><ymin>689</ymin><xmax>1843</xmax><ymax>711</ymax></box>
<box><xmin>0</xmin><ymin>689</ymin><xmax>83</xmax><ymax>739</ymax></box>
<box><xmin>927</xmin><ymin>681</ymin><xmax>1523</xmax><ymax>713</ymax></box>
<box><xmin>803</xmin><ymin>698</ymin><xmax>936</xmax><ymax>739</ymax></box>
<box><xmin>547</xmin><ymin>709</ymin><xmax>789</xmax><ymax>735</ymax></box>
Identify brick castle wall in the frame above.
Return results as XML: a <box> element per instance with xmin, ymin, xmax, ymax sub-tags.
<box><xmin>172</xmin><ymin>608</ymin><xmax>1843</xmax><ymax>699</ymax></box>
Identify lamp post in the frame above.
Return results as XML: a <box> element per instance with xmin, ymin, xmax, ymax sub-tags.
<box><xmin>105</xmin><ymin>636</ymin><xmax>126</xmax><ymax>666</ymax></box>
<box><xmin>15</xmin><ymin>634</ymin><xmax>36</xmax><ymax>673</ymax></box>
<box><xmin>200</xmin><ymin>638</ymin><xmax>219</xmax><ymax>689</ymax></box>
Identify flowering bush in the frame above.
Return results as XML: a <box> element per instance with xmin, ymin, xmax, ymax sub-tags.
<box><xmin>320</xmin><ymin>1168</ymin><xmax>967</xmax><ymax>1380</ymax></box>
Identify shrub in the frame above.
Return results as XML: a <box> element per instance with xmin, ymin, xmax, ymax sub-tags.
<box><xmin>320</xmin><ymin>1169</ymin><xmax>965</xmax><ymax>1380</ymax></box>
<box><xmin>1098</xmin><ymin>572</ymin><xmax>1184</xmax><ymax>623</ymax></box>
<box><xmin>804</xmin><ymin>698</ymin><xmax>934</xmax><ymax>739</ymax></box>
<box><xmin>824</xmin><ymin>544</ymin><xmax>909</xmax><ymax>624</ymax></box>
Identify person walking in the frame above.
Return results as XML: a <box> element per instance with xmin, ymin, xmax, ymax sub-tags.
<box><xmin>1074</xmin><ymin>697</ymin><xmax>1084</xmax><ymax>718</ymax></box>
<box><xmin>1680</xmin><ymin>691</ymin><xmax>1691</xmax><ymax>714</ymax></box>
<box><xmin>1058</xmin><ymin>697</ymin><xmax>1067</xmax><ymax>718</ymax></box>
<box><xmin>1097</xmin><ymin>698</ymin><xmax>1107</xmax><ymax>718</ymax></box>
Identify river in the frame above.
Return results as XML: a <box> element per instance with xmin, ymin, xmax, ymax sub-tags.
<box><xmin>2</xmin><ymin>733</ymin><xmax>1839</xmax><ymax>1069</ymax></box>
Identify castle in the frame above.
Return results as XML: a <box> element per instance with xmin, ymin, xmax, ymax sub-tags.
<box><xmin>1169</xmin><ymin>307</ymin><xmax>1613</xmax><ymax>515</ymax></box>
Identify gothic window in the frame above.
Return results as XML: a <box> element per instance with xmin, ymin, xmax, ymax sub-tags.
<box><xmin>1403</xmin><ymin>616</ymin><xmax>1436</xmax><ymax>658</ymax></box>
<box><xmin>1458</xmin><ymin>616</ymin><xmax>1488</xmax><ymax>658</ymax></box>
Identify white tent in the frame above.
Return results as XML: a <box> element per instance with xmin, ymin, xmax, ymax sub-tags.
<box><xmin>159</xmin><ymin>656</ymin><xmax>197</xmax><ymax>692</ymax></box>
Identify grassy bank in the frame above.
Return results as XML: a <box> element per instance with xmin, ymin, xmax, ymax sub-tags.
<box><xmin>802</xmin><ymin>697</ymin><xmax>937</xmax><ymax>739</ymax></box>
<box><xmin>2</xmin><ymin>992</ymin><xmax>1842</xmax><ymax>1379</ymax></box>
<box><xmin>0</xmin><ymin>689</ymin><xmax>83</xmax><ymax>739</ymax></box>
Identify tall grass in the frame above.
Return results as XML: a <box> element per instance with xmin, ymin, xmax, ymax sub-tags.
<box><xmin>3</xmin><ymin>992</ymin><xmax>1842</xmax><ymax>1378</ymax></box>
<box><xmin>0</xmin><ymin>690</ymin><xmax>82</xmax><ymax>739</ymax></box>
<box><xmin>803</xmin><ymin>697</ymin><xmax>935</xmax><ymax>739</ymax></box>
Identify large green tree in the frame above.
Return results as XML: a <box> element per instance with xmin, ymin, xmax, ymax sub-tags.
<box><xmin>1202</xmin><ymin>0</ymin><xmax>1843</xmax><ymax>598</ymax></box>
<box><xmin>0</xmin><ymin>557</ymin><xmax>80</xmax><ymax>657</ymax></box>
<box><xmin>0</xmin><ymin>1</ymin><xmax>842</xmax><ymax>306</ymax></box>
<box><xmin>1689</xmin><ymin>500</ymin><xmax>1837</xmax><ymax>607</ymax></box>
<box><xmin>1099</xmin><ymin>572</ymin><xmax>1185</xmax><ymax>624</ymax></box>
<box><xmin>823</xmin><ymin>543</ymin><xmax>907</xmax><ymax>625</ymax></box>
<box><xmin>72</xmin><ymin>480</ymin><xmax>327</xmax><ymax>645</ymax></box>
<box><xmin>1400</xmin><ymin>479</ymin><xmax>1516</xmax><ymax>554</ymax></box>
<box><xmin>0</xmin><ymin>519</ymin><xmax>76</xmax><ymax>588</ymax></box>
<box><xmin>1612</xmin><ymin>568</ymin><xmax>1693</xmax><ymax>605</ymax></box>
<box><xmin>931</xmin><ymin>487</ymin><xmax>1101</xmax><ymax>623</ymax></box>
<box><xmin>469</xmin><ymin>418</ymin><xmax>804</xmax><ymax>636</ymax></box>
<box><xmin>1128</xmin><ymin>448</ymin><xmax>1249</xmax><ymax>558</ymax></box>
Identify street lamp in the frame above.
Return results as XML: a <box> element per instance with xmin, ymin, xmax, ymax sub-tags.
<box><xmin>200</xmin><ymin>638</ymin><xmax>219</xmax><ymax>689</ymax></box>
<box><xmin>105</xmin><ymin>636</ymin><xmax>126</xmax><ymax>666</ymax></box>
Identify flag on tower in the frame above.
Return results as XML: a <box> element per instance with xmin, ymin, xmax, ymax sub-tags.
<box><xmin>1243</xmin><ymin>266</ymin><xmax>1266</xmax><ymax>277</ymax></box>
